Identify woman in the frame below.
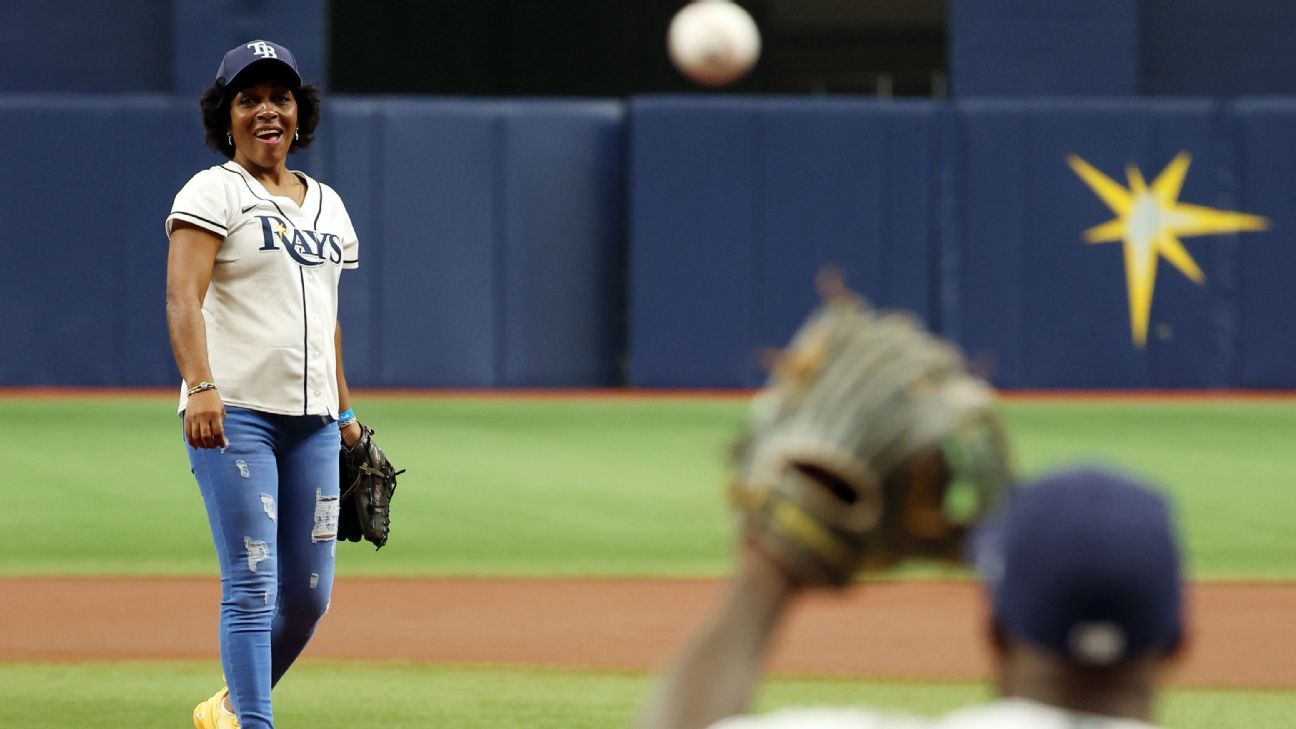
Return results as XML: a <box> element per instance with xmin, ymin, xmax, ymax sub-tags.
<box><xmin>166</xmin><ymin>39</ymin><xmax>364</xmax><ymax>729</ymax></box>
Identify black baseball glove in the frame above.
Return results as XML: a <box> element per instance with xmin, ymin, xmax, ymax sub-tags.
<box><xmin>338</xmin><ymin>422</ymin><xmax>405</xmax><ymax>549</ymax></box>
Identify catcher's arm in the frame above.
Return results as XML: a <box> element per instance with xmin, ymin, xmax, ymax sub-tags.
<box><xmin>637</xmin><ymin>545</ymin><xmax>797</xmax><ymax>729</ymax></box>
<box><xmin>335</xmin><ymin>321</ymin><xmax>362</xmax><ymax>448</ymax></box>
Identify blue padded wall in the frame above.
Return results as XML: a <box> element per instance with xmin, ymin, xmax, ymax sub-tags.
<box><xmin>0</xmin><ymin>97</ymin><xmax>216</xmax><ymax>386</ymax></box>
<box><xmin>0</xmin><ymin>97</ymin><xmax>624</xmax><ymax>388</ymax></box>
<box><xmin>628</xmin><ymin>98</ymin><xmax>941</xmax><ymax>387</ymax></box>
<box><xmin>757</xmin><ymin>100</ymin><xmax>941</xmax><ymax>346</ymax></box>
<box><xmin>630</xmin><ymin>97</ymin><xmax>1287</xmax><ymax>389</ymax></box>
<box><xmin>372</xmin><ymin>100</ymin><xmax>500</xmax><ymax>387</ymax></box>
<box><xmin>332</xmin><ymin>99</ymin><xmax>626</xmax><ymax>387</ymax></box>
<box><xmin>325</xmin><ymin>99</ymin><xmax>625</xmax><ymax>387</ymax></box>
<box><xmin>112</xmin><ymin>99</ymin><xmax>223</xmax><ymax>386</ymax></box>
<box><xmin>320</xmin><ymin>101</ymin><xmax>383</xmax><ymax>388</ymax></box>
<box><xmin>0</xmin><ymin>99</ymin><xmax>118</xmax><ymax>385</ymax></box>
<box><xmin>2</xmin><ymin>95</ymin><xmax>1294</xmax><ymax>389</ymax></box>
<box><xmin>1232</xmin><ymin>99</ymin><xmax>1296</xmax><ymax>387</ymax></box>
<box><xmin>946</xmin><ymin>100</ymin><xmax>1237</xmax><ymax>388</ymax></box>
<box><xmin>500</xmin><ymin>102</ymin><xmax>624</xmax><ymax>387</ymax></box>
<box><xmin>629</xmin><ymin>99</ymin><xmax>761</xmax><ymax>387</ymax></box>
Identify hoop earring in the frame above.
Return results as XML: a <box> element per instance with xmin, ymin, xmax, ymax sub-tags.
<box><xmin>294</xmin><ymin>129</ymin><xmax>300</xmax><ymax>142</ymax></box>
<box><xmin>226</xmin><ymin>132</ymin><xmax>232</xmax><ymax>147</ymax></box>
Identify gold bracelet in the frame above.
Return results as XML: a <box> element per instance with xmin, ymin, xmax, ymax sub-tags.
<box><xmin>187</xmin><ymin>381</ymin><xmax>218</xmax><ymax>396</ymax></box>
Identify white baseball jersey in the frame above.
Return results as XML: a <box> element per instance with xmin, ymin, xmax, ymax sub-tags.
<box><xmin>166</xmin><ymin>161</ymin><xmax>359</xmax><ymax>418</ymax></box>
<box><xmin>710</xmin><ymin>698</ymin><xmax>1163</xmax><ymax>729</ymax></box>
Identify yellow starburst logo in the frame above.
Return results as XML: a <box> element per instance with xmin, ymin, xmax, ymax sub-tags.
<box><xmin>1067</xmin><ymin>152</ymin><xmax>1270</xmax><ymax>346</ymax></box>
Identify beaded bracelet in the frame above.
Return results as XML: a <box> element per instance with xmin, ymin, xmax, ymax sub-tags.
<box><xmin>187</xmin><ymin>381</ymin><xmax>218</xmax><ymax>396</ymax></box>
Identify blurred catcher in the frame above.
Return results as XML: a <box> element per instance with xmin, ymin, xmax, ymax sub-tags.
<box><xmin>637</xmin><ymin>274</ymin><xmax>1185</xmax><ymax>729</ymax></box>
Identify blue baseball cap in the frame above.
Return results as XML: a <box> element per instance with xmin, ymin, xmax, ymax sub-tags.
<box><xmin>972</xmin><ymin>465</ymin><xmax>1184</xmax><ymax>666</ymax></box>
<box><xmin>215</xmin><ymin>40</ymin><xmax>301</xmax><ymax>89</ymax></box>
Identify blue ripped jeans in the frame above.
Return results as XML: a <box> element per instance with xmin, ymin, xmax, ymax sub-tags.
<box><xmin>186</xmin><ymin>406</ymin><xmax>339</xmax><ymax>729</ymax></box>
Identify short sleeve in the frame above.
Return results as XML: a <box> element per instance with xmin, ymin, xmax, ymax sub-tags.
<box><xmin>166</xmin><ymin>169</ymin><xmax>229</xmax><ymax>237</ymax></box>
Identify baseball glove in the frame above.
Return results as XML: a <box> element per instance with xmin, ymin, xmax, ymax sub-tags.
<box><xmin>729</xmin><ymin>271</ymin><xmax>1013</xmax><ymax>586</ymax></box>
<box><xmin>338</xmin><ymin>422</ymin><xmax>405</xmax><ymax>550</ymax></box>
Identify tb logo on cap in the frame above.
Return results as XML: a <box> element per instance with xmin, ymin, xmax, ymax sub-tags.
<box><xmin>247</xmin><ymin>41</ymin><xmax>278</xmax><ymax>59</ymax></box>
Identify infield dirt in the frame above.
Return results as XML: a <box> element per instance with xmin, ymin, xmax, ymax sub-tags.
<box><xmin>0</xmin><ymin>577</ymin><xmax>1291</xmax><ymax>690</ymax></box>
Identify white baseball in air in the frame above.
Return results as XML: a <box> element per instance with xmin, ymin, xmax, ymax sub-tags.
<box><xmin>668</xmin><ymin>1</ymin><xmax>762</xmax><ymax>87</ymax></box>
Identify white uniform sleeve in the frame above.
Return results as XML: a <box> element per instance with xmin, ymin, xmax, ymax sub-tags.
<box><xmin>710</xmin><ymin>707</ymin><xmax>928</xmax><ymax>729</ymax></box>
<box><xmin>166</xmin><ymin>169</ymin><xmax>229</xmax><ymax>238</ymax></box>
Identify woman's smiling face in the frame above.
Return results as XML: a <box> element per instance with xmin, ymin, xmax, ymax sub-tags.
<box><xmin>229</xmin><ymin>80</ymin><xmax>298</xmax><ymax>169</ymax></box>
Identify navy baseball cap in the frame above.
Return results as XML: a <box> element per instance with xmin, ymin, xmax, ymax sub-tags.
<box><xmin>972</xmin><ymin>465</ymin><xmax>1184</xmax><ymax>666</ymax></box>
<box><xmin>215</xmin><ymin>40</ymin><xmax>301</xmax><ymax>89</ymax></box>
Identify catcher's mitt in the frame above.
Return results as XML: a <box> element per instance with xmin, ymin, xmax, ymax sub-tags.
<box><xmin>338</xmin><ymin>422</ymin><xmax>405</xmax><ymax>549</ymax></box>
<box><xmin>729</xmin><ymin>272</ymin><xmax>1013</xmax><ymax>586</ymax></box>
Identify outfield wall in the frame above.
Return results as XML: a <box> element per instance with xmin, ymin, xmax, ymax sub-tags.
<box><xmin>0</xmin><ymin>97</ymin><xmax>624</xmax><ymax>388</ymax></box>
<box><xmin>1</xmin><ymin>97</ymin><xmax>1294</xmax><ymax>388</ymax></box>
<box><xmin>628</xmin><ymin>98</ymin><xmax>1295</xmax><ymax>388</ymax></box>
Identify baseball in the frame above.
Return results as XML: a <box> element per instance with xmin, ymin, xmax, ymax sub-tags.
<box><xmin>667</xmin><ymin>1</ymin><xmax>761</xmax><ymax>87</ymax></box>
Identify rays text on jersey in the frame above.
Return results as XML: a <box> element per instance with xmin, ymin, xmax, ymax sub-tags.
<box><xmin>255</xmin><ymin>215</ymin><xmax>344</xmax><ymax>267</ymax></box>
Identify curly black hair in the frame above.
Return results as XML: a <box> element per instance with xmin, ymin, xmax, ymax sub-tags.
<box><xmin>199</xmin><ymin>68</ymin><xmax>320</xmax><ymax>159</ymax></box>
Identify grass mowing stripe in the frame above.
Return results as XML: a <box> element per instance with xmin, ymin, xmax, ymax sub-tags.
<box><xmin>0</xmin><ymin>397</ymin><xmax>1292</xmax><ymax>578</ymax></box>
<box><xmin>0</xmin><ymin>660</ymin><xmax>1291</xmax><ymax>729</ymax></box>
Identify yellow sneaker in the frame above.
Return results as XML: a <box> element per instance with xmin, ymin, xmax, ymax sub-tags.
<box><xmin>193</xmin><ymin>687</ymin><xmax>240</xmax><ymax>729</ymax></box>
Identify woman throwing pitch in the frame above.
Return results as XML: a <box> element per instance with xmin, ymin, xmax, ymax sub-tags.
<box><xmin>166</xmin><ymin>40</ymin><xmax>364</xmax><ymax>729</ymax></box>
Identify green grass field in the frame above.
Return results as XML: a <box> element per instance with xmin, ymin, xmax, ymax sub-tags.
<box><xmin>2</xmin><ymin>661</ymin><xmax>1293</xmax><ymax>729</ymax></box>
<box><xmin>1</xmin><ymin>394</ymin><xmax>1293</xmax><ymax>728</ymax></box>
<box><xmin>1</xmin><ymin>394</ymin><xmax>1293</xmax><ymax>579</ymax></box>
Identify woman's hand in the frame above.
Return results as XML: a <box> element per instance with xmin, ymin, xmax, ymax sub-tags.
<box><xmin>185</xmin><ymin>389</ymin><xmax>227</xmax><ymax>449</ymax></box>
<box><xmin>340</xmin><ymin>419</ymin><xmax>363</xmax><ymax>448</ymax></box>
